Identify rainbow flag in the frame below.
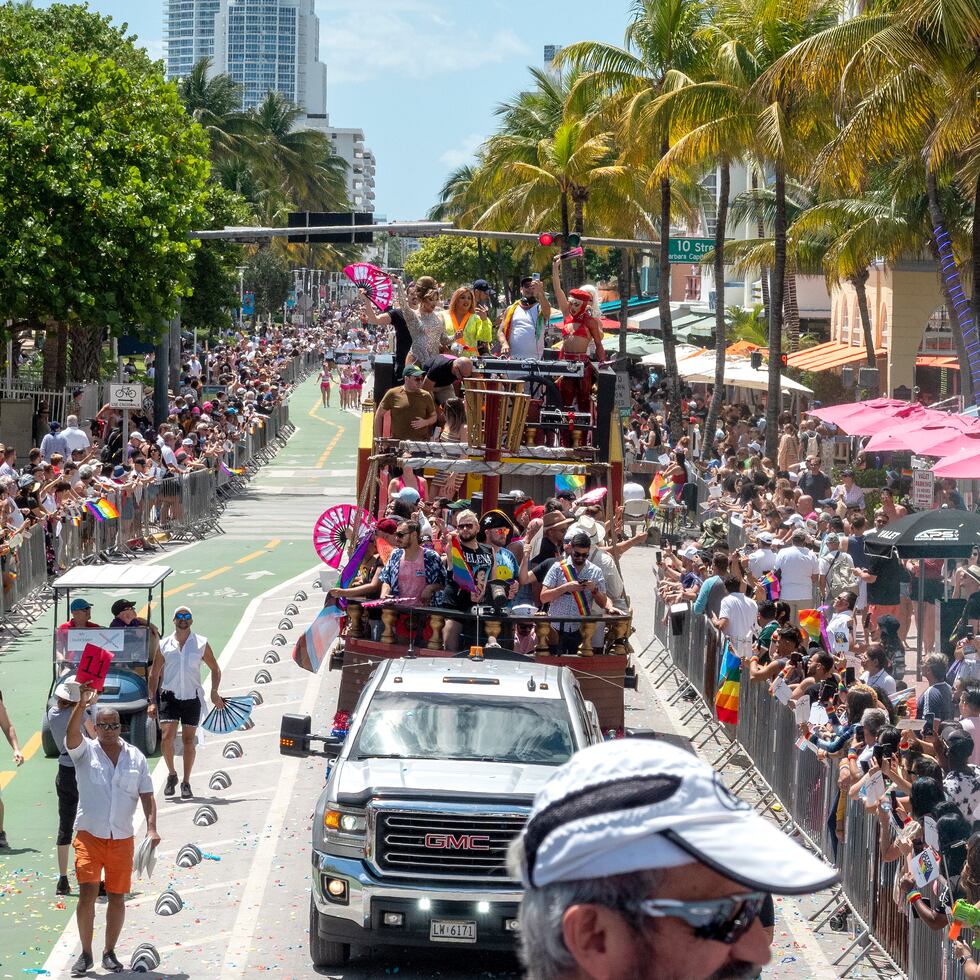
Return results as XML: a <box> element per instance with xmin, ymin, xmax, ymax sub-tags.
<box><xmin>292</xmin><ymin>601</ymin><xmax>344</xmax><ymax>673</ymax></box>
<box><xmin>555</xmin><ymin>473</ymin><xmax>585</xmax><ymax>494</ymax></box>
<box><xmin>649</xmin><ymin>472</ymin><xmax>671</xmax><ymax>509</ymax></box>
<box><xmin>449</xmin><ymin>538</ymin><xmax>477</xmax><ymax>593</ymax></box>
<box><xmin>799</xmin><ymin>608</ymin><xmax>822</xmax><ymax>641</ymax></box>
<box><xmin>220</xmin><ymin>462</ymin><xmax>245</xmax><ymax>477</ymax></box>
<box><xmin>337</xmin><ymin>534</ymin><xmax>372</xmax><ymax>590</ymax></box>
<box><xmin>715</xmin><ymin>639</ymin><xmax>741</xmax><ymax>725</ymax></box>
<box><xmin>84</xmin><ymin>499</ymin><xmax>119</xmax><ymax>522</ymax></box>
<box><xmin>759</xmin><ymin>572</ymin><xmax>780</xmax><ymax>601</ymax></box>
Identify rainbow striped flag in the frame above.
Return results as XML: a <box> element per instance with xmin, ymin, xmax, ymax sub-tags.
<box><xmin>555</xmin><ymin>473</ymin><xmax>585</xmax><ymax>494</ymax></box>
<box><xmin>220</xmin><ymin>462</ymin><xmax>245</xmax><ymax>477</ymax></box>
<box><xmin>799</xmin><ymin>608</ymin><xmax>822</xmax><ymax>641</ymax></box>
<box><xmin>759</xmin><ymin>572</ymin><xmax>780</xmax><ymax>601</ymax></box>
<box><xmin>84</xmin><ymin>499</ymin><xmax>119</xmax><ymax>522</ymax></box>
<box><xmin>715</xmin><ymin>639</ymin><xmax>741</xmax><ymax>725</ymax></box>
<box><xmin>292</xmin><ymin>601</ymin><xmax>344</xmax><ymax>673</ymax></box>
<box><xmin>337</xmin><ymin>534</ymin><xmax>372</xmax><ymax>590</ymax></box>
<box><xmin>649</xmin><ymin>472</ymin><xmax>671</xmax><ymax>509</ymax></box>
<box><xmin>449</xmin><ymin>538</ymin><xmax>477</xmax><ymax>593</ymax></box>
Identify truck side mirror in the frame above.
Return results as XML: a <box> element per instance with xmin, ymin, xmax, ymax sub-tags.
<box><xmin>280</xmin><ymin>713</ymin><xmax>312</xmax><ymax>757</ymax></box>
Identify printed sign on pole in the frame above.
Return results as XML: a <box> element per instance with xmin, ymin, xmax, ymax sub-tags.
<box><xmin>912</xmin><ymin>468</ymin><xmax>935</xmax><ymax>511</ymax></box>
<box><xmin>108</xmin><ymin>383</ymin><xmax>142</xmax><ymax>411</ymax></box>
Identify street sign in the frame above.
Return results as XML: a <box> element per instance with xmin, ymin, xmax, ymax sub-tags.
<box><xmin>668</xmin><ymin>237</ymin><xmax>714</xmax><ymax>263</ymax></box>
<box><xmin>108</xmin><ymin>383</ymin><xmax>142</xmax><ymax>410</ymax></box>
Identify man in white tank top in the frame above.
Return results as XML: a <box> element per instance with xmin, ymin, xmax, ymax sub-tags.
<box><xmin>147</xmin><ymin>606</ymin><xmax>224</xmax><ymax>800</ymax></box>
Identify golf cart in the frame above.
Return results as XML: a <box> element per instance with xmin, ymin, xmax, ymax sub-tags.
<box><xmin>41</xmin><ymin>564</ymin><xmax>174</xmax><ymax>758</ymax></box>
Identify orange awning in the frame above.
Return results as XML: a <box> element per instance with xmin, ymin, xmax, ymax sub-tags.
<box><xmin>916</xmin><ymin>355</ymin><xmax>960</xmax><ymax>370</ymax></box>
<box><xmin>727</xmin><ymin>340</ymin><xmax>763</xmax><ymax>357</ymax></box>
<box><xmin>786</xmin><ymin>341</ymin><xmax>884</xmax><ymax>372</ymax></box>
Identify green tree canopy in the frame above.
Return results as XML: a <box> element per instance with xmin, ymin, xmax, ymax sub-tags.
<box><xmin>403</xmin><ymin>236</ymin><xmax>483</xmax><ymax>290</ymax></box>
<box><xmin>245</xmin><ymin>247</ymin><xmax>290</xmax><ymax>316</ymax></box>
<box><xmin>0</xmin><ymin>3</ymin><xmax>211</xmax><ymax>341</ymax></box>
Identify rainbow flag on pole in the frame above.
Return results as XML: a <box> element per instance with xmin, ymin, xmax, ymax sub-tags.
<box><xmin>799</xmin><ymin>609</ymin><xmax>822</xmax><ymax>641</ymax></box>
<box><xmin>649</xmin><ymin>472</ymin><xmax>671</xmax><ymax>509</ymax></box>
<box><xmin>759</xmin><ymin>572</ymin><xmax>780</xmax><ymax>601</ymax></box>
<box><xmin>85</xmin><ymin>498</ymin><xmax>119</xmax><ymax>522</ymax></box>
<box><xmin>220</xmin><ymin>462</ymin><xmax>245</xmax><ymax>477</ymax></box>
<box><xmin>449</xmin><ymin>538</ymin><xmax>477</xmax><ymax>593</ymax></box>
<box><xmin>555</xmin><ymin>473</ymin><xmax>585</xmax><ymax>494</ymax></box>
<box><xmin>715</xmin><ymin>639</ymin><xmax>741</xmax><ymax>725</ymax></box>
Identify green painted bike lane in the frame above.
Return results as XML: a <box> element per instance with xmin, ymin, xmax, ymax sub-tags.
<box><xmin>0</xmin><ymin>373</ymin><xmax>361</xmax><ymax>970</ymax></box>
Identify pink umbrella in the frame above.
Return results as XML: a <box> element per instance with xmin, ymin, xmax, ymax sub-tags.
<box><xmin>864</xmin><ymin>422</ymin><xmax>980</xmax><ymax>455</ymax></box>
<box><xmin>842</xmin><ymin>404</ymin><xmax>936</xmax><ymax>436</ymax></box>
<box><xmin>808</xmin><ymin>398</ymin><xmax>907</xmax><ymax>426</ymax></box>
<box><xmin>934</xmin><ymin>444</ymin><xmax>980</xmax><ymax>478</ymax></box>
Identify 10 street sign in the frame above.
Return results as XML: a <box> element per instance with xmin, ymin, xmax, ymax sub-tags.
<box><xmin>668</xmin><ymin>237</ymin><xmax>714</xmax><ymax>263</ymax></box>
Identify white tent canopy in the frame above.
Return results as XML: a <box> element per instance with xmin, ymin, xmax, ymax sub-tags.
<box><xmin>638</xmin><ymin>344</ymin><xmax>702</xmax><ymax>367</ymax></box>
<box><xmin>677</xmin><ymin>354</ymin><xmax>813</xmax><ymax>395</ymax></box>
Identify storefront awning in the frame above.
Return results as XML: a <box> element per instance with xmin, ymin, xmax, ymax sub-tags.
<box><xmin>785</xmin><ymin>340</ymin><xmax>884</xmax><ymax>372</ymax></box>
<box><xmin>916</xmin><ymin>355</ymin><xmax>960</xmax><ymax>370</ymax></box>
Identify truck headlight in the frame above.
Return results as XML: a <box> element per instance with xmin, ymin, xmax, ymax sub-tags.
<box><xmin>324</xmin><ymin>808</ymin><xmax>367</xmax><ymax>835</ymax></box>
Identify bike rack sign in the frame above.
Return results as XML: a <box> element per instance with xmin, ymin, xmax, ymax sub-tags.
<box><xmin>109</xmin><ymin>383</ymin><xmax>142</xmax><ymax>410</ymax></box>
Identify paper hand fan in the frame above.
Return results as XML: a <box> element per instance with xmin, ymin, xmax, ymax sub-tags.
<box><xmin>578</xmin><ymin>487</ymin><xmax>607</xmax><ymax>506</ymax></box>
<box><xmin>313</xmin><ymin>505</ymin><xmax>374</xmax><ymax>568</ymax></box>
<box><xmin>343</xmin><ymin>263</ymin><xmax>393</xmax><ymax>312</ymax></box>
<box><xmin>201</xmin><ymin>696</ymin><xmax>254</xmax><ymax>735</ymax></box>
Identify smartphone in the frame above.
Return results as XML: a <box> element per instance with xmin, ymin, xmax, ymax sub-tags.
<box><xmin>855</xmin><ymin>724</ymin><xmax>865</xmax><ymax>744</ymax></box>
<box><xmin>531</xmin><ymin>272</ymin><xmax>541</xmax><ymax>281</ymax></box>
<box><xmin>873</xmin><ymin>745</ymin><xmax>884</xmax><ymax>766</ymax></box>
<box><xmin>844</xmin><ymin>667</ymin><xmax>855</xmax><ymax>686</ymax></box>
<box><xmin>968</xmin><ymin>625</ymin><xmax>976</xmax><ymax>639</ymax></box>
<box><xmin>923</xmin><ymin>713</ymin><xmax>935</xmax><ymax>737</ymax></box>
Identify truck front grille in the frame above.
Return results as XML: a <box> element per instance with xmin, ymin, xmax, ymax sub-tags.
<box><xmin>374</xmin><ymin>809</ymin><xmax>527</xmax><ymax>880</ymax></box>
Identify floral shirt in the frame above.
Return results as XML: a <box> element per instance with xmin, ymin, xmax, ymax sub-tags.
<box><xmin>379</xmin><ymin>547</ymin><xmax>445</xmax><ymax>598</ymax></box>
<box><xmin>944</xmin><ymin>766</ymin><xmax>980</xmax><ymax>821</ymax></box>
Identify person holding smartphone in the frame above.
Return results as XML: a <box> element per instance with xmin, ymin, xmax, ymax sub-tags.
<box><xmin>497</xmin><ymin>276</ymin><xmax>551</xmax><ymax>358</ymax></box>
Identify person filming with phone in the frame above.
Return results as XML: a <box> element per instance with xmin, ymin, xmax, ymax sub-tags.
<box><xmin>498</xmin><ymin>276</ymin><xmax>550</xmax><ymax>359</ymax></box>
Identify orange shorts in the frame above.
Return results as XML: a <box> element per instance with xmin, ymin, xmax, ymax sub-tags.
<box><xmin>73</xmin><ymin>831</ymin><xmax>134</xmax><ymax>895</ymax></box>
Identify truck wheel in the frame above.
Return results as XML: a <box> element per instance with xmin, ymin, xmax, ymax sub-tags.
<box><xmin>309</xmin><ymin>895</ymin><xmax>350</xmax><ymax>968</ymax></box>
<box><xmin>41</xmin><ymin>717</ymin><xmax>59</xmax><ymax>758</ymax></box>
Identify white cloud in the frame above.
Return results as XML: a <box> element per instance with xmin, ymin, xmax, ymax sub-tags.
<box><xmin>440</xmin><ymin>132</ymin><xmax>484</xmax><ymax>168</ymax></box>
<box><xmin>140</xmin><ymin>38</ymin><xmax>167</xmax><ymax>63</ymax></box>
<box><xmin>315</xmin><ymin>0</ymin><xmax>529</xmax><ymax>83</ymax></box>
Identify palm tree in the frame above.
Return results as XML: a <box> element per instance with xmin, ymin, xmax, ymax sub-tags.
<box><xmin>558</xmin><ymin>0</ymin><xmax>712</xmax><ymax>437</ymax></box>
<box><xmin>177</xmin><ymin>59</ymin><xmax>257</xmax><ymax>166</ymax></box>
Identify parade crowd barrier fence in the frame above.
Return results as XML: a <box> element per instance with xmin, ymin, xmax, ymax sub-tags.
<box><xmin>0</xmin><ymin>351</ymin><xmax>321</xmax><ymax>632</ymax></box>
<box><xmin>649</xmin><ymin>580</ymin><xmax>975</xmax><ymax>979</ymax></box>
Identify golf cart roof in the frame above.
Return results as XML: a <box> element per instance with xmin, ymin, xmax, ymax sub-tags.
<box><xmin>52</xmin><ymin>565</ymin><xmax>173</xmax><ymax>592</ymax></box>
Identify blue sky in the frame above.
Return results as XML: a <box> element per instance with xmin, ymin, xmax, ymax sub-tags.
<box><xmin>34</xmin><ymin>0</ymin><xmax>631</xmax><ymax>219</ymax></box>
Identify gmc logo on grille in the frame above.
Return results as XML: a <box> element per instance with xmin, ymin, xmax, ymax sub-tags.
<box><xmin>424</xmin><ymin>833</ymin><xmax>491</xmax><ymax>850</ymax></box>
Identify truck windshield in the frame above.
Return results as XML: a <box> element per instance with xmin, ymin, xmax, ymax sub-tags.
<box><xmin>352</xmin><ymin>693</ymin><xmax>575</xmax><ymax>766</ymax></box>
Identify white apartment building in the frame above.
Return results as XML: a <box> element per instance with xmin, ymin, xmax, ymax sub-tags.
<box><xmin>164</xmin><ymin>0</ymin><xmax>222</xmax><ymax>79</ymax></box>
<box><xmin>302</xmin><ymin>117</ymin><xmax>376</xmax><ymax>212</ymax></box>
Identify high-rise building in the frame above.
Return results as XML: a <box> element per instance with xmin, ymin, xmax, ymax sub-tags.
<box><xmin>164</xmin><ymin>0</ymin><xmax>222</xmax><ymax>80</ymax></box>
<box><xmin>211</xmin><ymin>0</ymin><xmax>327</xmax><ymax>113</ymax></box>
<box><xmin>302</xmin><ymin>119</ymin><xmax>376</xmax><ymax>211</ymax></box>
<box><xmin>544</xmin><ymin>44</ymin><xmax>563</xmax><ymax>74</ymax></box>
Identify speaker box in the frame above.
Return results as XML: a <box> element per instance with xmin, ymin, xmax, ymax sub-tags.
<box><xmin>373</xmin><ymin>354</ymin><xmax>396</xmax><ymax>404</ymax></box>
<box><xmin>594</xmin><ymin>365</ymin><xmax>618</xmax><ymax>462</ymax></box>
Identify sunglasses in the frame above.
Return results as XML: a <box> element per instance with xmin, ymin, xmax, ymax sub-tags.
<box><xmin>572</xmin><ymin>551</ymin><xmax>590</xmax><ymax>559</ymax></box>
<box><xmin>458</xmin><ymin>523</ymin><xmax>478</xmax><ymax>530</ymax></box>
<box><xmin>637</xmin><ymin>891</ymin><xmax>767</xmax><ymax>944</ymax></box>
<box><xmin>395</xmin><ymin>530</ymin><xmax>411</xmax><ymax>538</ymax></box>
<box><xmin>96</xmin><ymin>722</ymin><xmax>121</xmax><ymax>731</ymax></box>
<box><xmin>175</xmin><ymin>613</ymin><xmax>192</xmax><ymax>622</ymax></box>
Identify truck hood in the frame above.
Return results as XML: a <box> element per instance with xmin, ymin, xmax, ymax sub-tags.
<box><xmin>334</xmin><ymin>757</ymin><xmax>556</xmax><ymax>807</ymax></box>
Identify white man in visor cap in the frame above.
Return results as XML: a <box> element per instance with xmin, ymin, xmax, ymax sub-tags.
<box><xmin>509</xmin><ymin>739</ymin><xmax>837</xmax><ymax>980</ymax></box>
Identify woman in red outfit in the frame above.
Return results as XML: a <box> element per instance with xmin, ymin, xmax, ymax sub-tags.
<box><xmin>550</xmin><ymin>254</ymin><xmax>606</xmax><ymax>411</ymax></box>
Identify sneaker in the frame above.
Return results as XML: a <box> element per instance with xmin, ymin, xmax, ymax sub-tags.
<box><xmin>56</xmin><ymin>875</ymin><xmax>71</xmax><ymax>896</ymax></box>
<box><xmin>164</xmin><ymin>772</ymin><xmax>179</xmax><ymax>797</ymax></box>
<box><xmin>0</xmin><ymin>831</ymin><xmax>8</xmax><ymax>848</ymax></box>
<box><xmin>180</xmin><ymin>781</ymin><xmax>192</xmax><ymax>800</ymax></box>
<box><xmin>70</xmin><ymin>951</ymin><xmax>93</xmax><ymax>978</ymax></box>
<box><xmin>101</xmin><ymin>950</ymin><xmax>124</xmax><ymax>974</ymax></box>
<box><xmin>98</xmin><ymin>881</ymin><xmax>107</xmax><ymax>899</ymax></box>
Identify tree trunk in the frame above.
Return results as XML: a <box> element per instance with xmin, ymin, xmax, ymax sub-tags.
<box><xmin>765</xmin><ymin>167</ymin><xmax>787</xmax><ymax>460</ymax></box>
<box><xmin>41</xmin><ymin>319</ymin><xmax>60</xmax><ymax>389</ymax></box>
<box><xmin>704</xmin><ymin>161</ymin><xmax>730</xmax><ymax>461</ymax></box>
<box><xmin>851</xmin><ymin>269</ymin><xmax>877</xmax><ymax>369</ymax></box>
<box><xmin>69</xmin><ymin>323</ymin><xmax>104</xmax><ymax>382</ymax></box>
<box><xmin>618</xmin><ymin>249</ymin><xmax>629</xmax><ymax>359</ymax></box>
<box><xmin>477</xmin><ymin>236</ymin><xmax>486</xmax><ymax>279</ymax></box>
<box><xmin>972</xmin><ymin>167</ymin><xmax>980</xmax><ymax>406</ymax></box>
<box><xmin>784</xmin><ymin>268</ymin><xmax>800</xmax><ymax>351</ymax></box>
<box><xmin>659</xmin><ymin>141</ymin><xmax>683</xmax><ymax>440</ymax></box>
<box><xmin>752</xmin><ymin>167</ymin><xmax>771</xmax><ymax>323</ymax></box>
<box><xmin>926</xmin><ymin>167</ymin><xmax>975</xmax><ymax>404</ymax></box>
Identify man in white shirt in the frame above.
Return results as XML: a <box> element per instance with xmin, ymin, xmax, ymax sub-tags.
<box><xmin>187</xmin><ymin>354</ymin><xmax>202</xmax><ymax>378</ymax></box>
<box><xmin>818</xmin><ymin>532</ymin><xmax>856</xmax><ymax>606</ymax></box>
<box><xmin>0</xmin><ymin>447</ymin><xmax>15</xmax><ymax>479</ymax></box>
<box><xmin>65</xmin><ymin>689</ymin><xmax>158</xmax><ymax>977</ymax></box>
<box><xmin>62</xmin><ymin>415</ymin><xmax>91</xmax><ymax>455</ymax></box>
<box><xmin>147</xmin><ymin>606</ymin><xmax>224</xmax><ymax>800</ymax></box>
<box><xmin>773</xmin><ymin>528</ymin><xmax>819</xmax><ymax>617</ymax></box>
<box><xmin>860</xmin><ymin>642</ymin><xmax>897</xmax><ymax>696</ymax></box>
<box><xmin>498</xmin><ymin>278</ymin><xmax>552</xmax><ymax>359</ymax></box>
<box><xmin>712</xmin><ymin>575</ymin><xmax>760</xmax><ymax>659</ymax></box>
<box><xmin>745</xmin><ymin>531</ymin><xmax>777</xmax><ymax>587</ymax></box>
<box><xmin>827</xmin><ymin>590</ymin><xmax>857</xmax><ymax>662</ymax></box>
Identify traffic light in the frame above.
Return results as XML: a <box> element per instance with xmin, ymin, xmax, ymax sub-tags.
<box><xmin>750</xmin><ymin>351</ymin><xmax>763</xmax><ymax>370</ymax></box>
<box><xmin>538</xmin><ymin>232</ymin><xmax>582</xmax><ymax>249</ymax></box>
<box><xmin>538</xmin><ymin>232</ymin><xmax>555</xmax><ymax>246</ymax></box>
<box><xmin>566</xmin><ymin>233</ymin><xmax>581</xmax><ymax>248</ymax></box>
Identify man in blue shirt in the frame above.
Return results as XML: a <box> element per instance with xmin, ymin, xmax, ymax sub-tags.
<box><xmin>693</xmin><ymin>552</ymin><xmax>730</xmax><ymax>619</ymax></box>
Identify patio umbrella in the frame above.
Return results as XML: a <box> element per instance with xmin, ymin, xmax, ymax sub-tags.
<box><xmin>865</xmin><ymin>508</ymin><xmax>980</xmax><ymax>677</ymax></box>
<box><xmin>864</xmin><ymin>422</ymin><xmax>980</xmax><ymax>456</ymax></box>
<box><xmin>934</xmin><ymin>445</ymin><xmax>980</xmax><ymax>478</ymax></box>
<box><xmin>808</xmin><ymin>398</ymin><xmax>908</xmax><ymax>426</ymax></box>
<box><xmin>840</xmin><ymin>404</ymin><xmax>937</xmax><ymax>437</ymax></box>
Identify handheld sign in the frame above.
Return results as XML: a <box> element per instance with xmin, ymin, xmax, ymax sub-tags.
<box><xmin>76</xmin><ymin>643</ymin><xmax>113</xmax><ymax>691</ymax></box>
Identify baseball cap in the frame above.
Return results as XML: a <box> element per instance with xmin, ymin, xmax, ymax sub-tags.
<box><xmin>679</xmin><ymin>545</ymin><xmax>700</xmax><ymax>559</ymax></box>
<box><xmin>18</xmin><ymin>474</ymin><xmax>38</xmax><ymax>490</ymax></box>
<box><xmin>376</xmin><ymin>518</ymin><xmax>399</xmax><ymax>534</ymax></box>
<box><xmin>402</xmin><ymin>364</ymin><xmax>424</xmax><ymax>377</ymax></box>
<box><xmin>69</xmin><ymin>598</ymin><xmax>92</xmax><ymax>612</ymax></box>
<box><xmin>757</xmin><ymin>531</ymin><xmax>774</xmax><ymax>544</ymax></box>
<box><xmin>517</xmin><ymin>739</ymin><xmax>838</xmax><ymax>895</ymax></box>
<box><xmin>112</xmin><ymin>465</ymin><xmax>126</xmax><ymax>478</ymax></box>
<box><xmin>472</xmin><ymin>279</ymin><xmax>491</xmax><ymax>292</ymax></box>
<box><xmin>520</xmin><ymin>276</ymin><xmax>535</xmax><ymax>287</ymax></box>
<box><xmin>782</xmin><ymin>513</ymin><xmax>806</xmax><ymax>528</ymax></box>
<box><xmin>393</xmin><ymin>486</ymin><xmax>420</xmax><ymax>504</ymax></box>
<box><xmin>174</xmin><ymin>605</ymin><xmax>193</xmax><ymax>617</ymax></box>
<box><xmin>111</xmin><ymin>598</ymin><xmax>136</xmax><ymax>616</ymax></box>
<box><xmin>555</xmin><ymin>489</ymin><xmax>577</xmax><ymax>502</ymax></box>
<box><xmin>50</xmin><ymin>420</ymin><xmax>61</xmax><ymax>430</ymax></box>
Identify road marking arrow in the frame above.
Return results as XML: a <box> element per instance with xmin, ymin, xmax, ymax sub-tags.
<box><xmin>242</xmin><ymin>570</ymin><xmax>275</xmax><ymax>581</ymax></box>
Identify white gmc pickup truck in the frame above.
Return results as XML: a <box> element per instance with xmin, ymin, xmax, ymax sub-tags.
<box><xmin>279</xmin><ymin>655</ymin><xmax>606</xmax><ymax>968</ymax></box>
